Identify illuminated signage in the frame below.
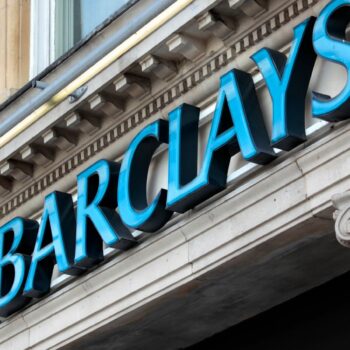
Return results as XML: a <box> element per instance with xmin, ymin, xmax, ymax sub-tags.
<box><xmin>0</xmin><ymin>0</ymin><xmax>349</xmax><ymax>317</ymax></box>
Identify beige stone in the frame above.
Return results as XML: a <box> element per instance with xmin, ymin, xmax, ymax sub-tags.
<box><xmin>0</xmin><ymin>0</ymin><xmax>30</xmax><ymax>104</ymax></box>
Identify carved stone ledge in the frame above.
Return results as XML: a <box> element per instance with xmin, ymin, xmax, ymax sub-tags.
<box><xmin>20</xmin><ymin>145</ymin><xmax>54</xmax><ymax>167</ymax></box>
<box><xmin>332</xmin><ymin>192</ymin><xmax>350</xmax><ymax>248</ymax></box>
<box><xmin>65</xmin><ymin>111</ymin><xmax>101</xmax><ymax>135</ymax></box>
<box><xmin>228</xmin><ymin>0</ymin><xmax>268</xmax><ymax>18</ymax></box>
<box><xmin>260</xmin><ymin>22</ymin><xmax>272</xmax><ymax>38</ymax></box>
<box><xmin>197</xmin><ymin>11</ymin><xmax>235</xmax><ymax>41</ymax></box>
<box><xmin>114</xmin><ymin>73</ymin><xmax>151</xmax><ymax>99</ymax></box>
<box><xmin>0</xmin><ymin>160</ymin><xmax>33</xmax><ymax>181</ymax></box>
<box><xmin>42</xmin><ymin>128</ymin><xmax>77</xmax><ymax>152</ymax></box>
<box><xmin>89</xmin><ymin>92</ymin><xmax>124</xmax><ymax>117</ymax></box>
<box><xmin>140</xmin><ymin>54</ymin><xmax>177</xmax><ymax>81</ymax></box>
<box><xmin>166</xmin><ymin>33</ymin><xmax>205</xmax><ymax>62</ymax></box>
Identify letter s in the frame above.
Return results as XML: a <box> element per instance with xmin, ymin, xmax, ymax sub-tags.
<box><xmin>312</xmin><ymin>0</ymin><xmax>350</xmax><ymax>121</ymax></box>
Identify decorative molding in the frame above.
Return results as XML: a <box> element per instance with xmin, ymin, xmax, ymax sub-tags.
<box><xmin>0</xmin><ymin>0</ymin><xmax>321</xmax><ymax>218</ymax></box>
<box><xmin>0</xmin><ymin>160</ymin><xmax>32</xmax><ymax>181</ymax></box>
<box><xmin>332</xmin><ymin>192</ymin><xmax>350</xmax><ymax>248</ymax></box>
<box><xmin>0</xmin><ymin>177</ymin><xmax>12</xmax><ymax>195</ymax></box>
<box><xmin>42</xmin><ymin>127</ymin><xmax>78</xmax><ymax>152</ymax></box>
<box><xmin>140</xmin><ymin>55</ymin><xmax>177</xmax><ymax>81</ymax></box>
<box><xmin>65</xmin><ymin>111</ymin><xmax>101</xmax><ymax>135</ymax></box>
<box><xmin>114</xmin><ymin>73</ymin><xmax>151</xmax><ymax>99</ymax></box>
<box><xmin>197</xmin><ymin>11</ymin><xmax>236</xmax><ymax>41</ymax></box>
<box><xmin>166</xmin><ymin>33</ymin><xmax>206</xmax><ymax>62</ymax></box>
<box><xmin>88</xmin><ymin>92</ymin><xmax>124</xmax><ymax>116</ymax></box>
<box><xmin>20</xmin><ymin>145</ymin><xmax>54</xmax><ymax>167</ymax></box>
<box><xmin>228</xmin><ymin>0</ymin><xmax>268</xmax><ymax>19</ymax></box>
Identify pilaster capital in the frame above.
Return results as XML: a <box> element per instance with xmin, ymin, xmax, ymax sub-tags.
<box><xmin>332</xmin><ymin>192</ymin><xmax>350</xmax><ymax>248</ymax></box>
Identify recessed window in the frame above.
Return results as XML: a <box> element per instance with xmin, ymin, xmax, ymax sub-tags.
<box><xmin>80</xmin><ymin>0</ymin><xmax>130</xmax><ymax>37</ymax></box>
<box><xmin>30</xmin><ymin>0</ymin><xmax>134</xmax><ymax>77</ymax></box>
<box><xmin>55</xmin><ymin>0</ymin><xmax>131</xmax><ymax>59</ymax></box>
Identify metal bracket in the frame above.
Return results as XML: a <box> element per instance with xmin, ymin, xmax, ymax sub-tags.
<box><xmin>32</xmin><ymin>80</ymin><xmax>49</xmax><ymax>90</ymax></box>
<box><xmin>69</xmin><ymin>86</ymin><xmax>88</xmax><ymax>103</ymax></box>
<box><xmin>32</xmin><ymin>80</ymin><xmax>87</xmax><ymax>104</ymax></box>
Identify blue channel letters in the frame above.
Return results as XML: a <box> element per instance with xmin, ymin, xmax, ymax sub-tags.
<box><xmin>118</xmin><ymin>120</ymin><xmax>173</xmax><ymax>232</ymax></box>
<box><xmin>252</xmin><ymin>17</ymin><xmax>316</xmax><ymax>150</ymax></box>
<box><xmin>74</xmin><ymin>159</ymin><xmax>136</xmax><ymax>268</ymax></box>
<box><xmin>312</xmin><ymin>0</ymin><xmax>350</xmax><ymax>121</ymax></box>
<box><xmin>1</xmin><ymin>1</ymin><xmax>350</xmax><ymax>317</ymax></box>
<box><xmin>0</xmin><ymin>218</ymin><xmax>37</xmax><ymax>316</ymax></box>
<box><xmin>24</xmin><ymin>192</ymin><xmax>81</xmax><ymax>298</ymax></box>
<box><xmin>167</xmin><ymin>69</ymin><xmax>275</xmax><ymax>213</ymax></box>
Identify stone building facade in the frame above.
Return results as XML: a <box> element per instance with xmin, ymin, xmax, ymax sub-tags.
<box><xmin>0</xmin><ymin>0</ymin><xmax>30</xmax><ymax>102</ymax></box>
<box><xmin>0</xmin><ymin>0</ymin><xmax>350</xmax><ymax>349</ymax></box>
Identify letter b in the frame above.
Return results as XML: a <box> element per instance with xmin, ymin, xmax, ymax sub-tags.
<box><xmin>0</xmin><ymin>218</ymin><xmax>38</xmax><ymax>317</ymax></box>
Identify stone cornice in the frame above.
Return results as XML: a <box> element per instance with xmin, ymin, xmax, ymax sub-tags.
<box><xmin>0</xmin><ymin>0</ymin><xmax>321</xmax><ymax>220</ymax></box>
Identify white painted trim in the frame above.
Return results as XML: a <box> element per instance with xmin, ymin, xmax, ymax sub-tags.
<box><xmin>29</xmin><ymin>0</ymin><xmax>55</xmax><ymax>78</ymax></box>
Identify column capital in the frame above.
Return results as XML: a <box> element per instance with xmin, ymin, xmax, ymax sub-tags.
<box><xmin>332</xmin><ymin>192</ymin><xmax>350</xmax><ymax>248</ymax></box>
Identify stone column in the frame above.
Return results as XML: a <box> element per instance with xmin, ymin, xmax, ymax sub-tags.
<box><xmin>0</xmin><ymin>0</ymin><xmax>30</xmax><ymax>103</ymax></box>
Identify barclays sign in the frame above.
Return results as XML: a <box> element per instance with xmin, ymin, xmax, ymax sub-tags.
<box><xmin>0</xmin><ymin>0</ymin><xmax>349</xmax><ymax>317</ymax></box>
